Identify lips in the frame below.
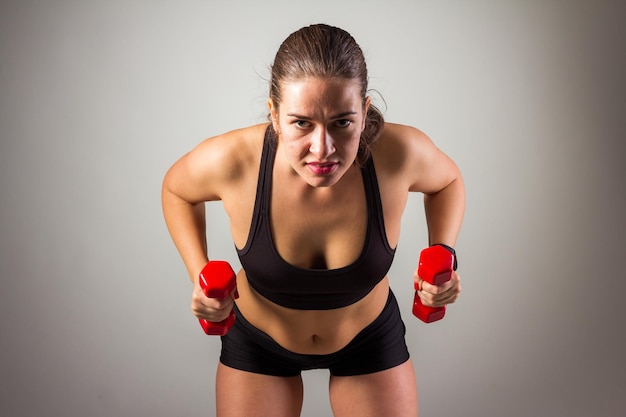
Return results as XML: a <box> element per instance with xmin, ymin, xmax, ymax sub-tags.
<box><xmin>306</xmin><ymin>161</ymin><xmax>338</xmax><ymax>175</ymax></box>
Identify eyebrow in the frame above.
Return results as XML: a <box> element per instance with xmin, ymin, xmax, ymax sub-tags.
<box><xmin>286</xmin><ymin>111</ymin><xmax>358</xmax><ymax>120</ymax></box>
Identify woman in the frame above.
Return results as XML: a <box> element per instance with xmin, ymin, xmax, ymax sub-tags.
<box><xmin>162</xmin><ymin>24</ymin><xmax>465</xmax><ymax>417</ymax></box>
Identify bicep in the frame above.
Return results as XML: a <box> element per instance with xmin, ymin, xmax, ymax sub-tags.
<box><xmin>405</xmin><ymin>129</ymin><xmax>461</xmax><ymax>194</ymax></box>
<box><xmin>162</xmin><ymin>137</ymin><xmax>234</xmax><ymax>204</ymax></box>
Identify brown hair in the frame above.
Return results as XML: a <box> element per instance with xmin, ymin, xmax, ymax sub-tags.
<box><xmin>269</xmin><ymin>24</ymin><xmax>384</xmax><ymax>165</ymax></box>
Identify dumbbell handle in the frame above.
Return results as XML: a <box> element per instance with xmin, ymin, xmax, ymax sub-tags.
<box><xmin>412</xmin><ymin>245</ymin><xmax>455</xmax><ymax>323</ymax></box>
<box><xmin>198</xmin><ymin>261</ymin><xmax>236</xmax><ymax>336</ymax></box>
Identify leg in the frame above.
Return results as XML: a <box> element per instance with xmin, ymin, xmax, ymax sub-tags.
<box><xmin>329</xmin><ymin>360</ymin><xmax>418</xmax><ymax>417</ymax></box>
<box><xmin>216</xmin><ymin>362</ymin><xmax>304</xmax><ymax>417</ymax></box>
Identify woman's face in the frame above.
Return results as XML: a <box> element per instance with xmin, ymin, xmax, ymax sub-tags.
<box><xmin>269</xmin><ymin>77</ymin><xmax>370</xmax><ymax>188</ymax></box>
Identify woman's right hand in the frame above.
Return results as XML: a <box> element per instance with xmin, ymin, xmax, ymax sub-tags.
<box><xmin>191</xmin><ymin>279</ymin><xmax>237</xmax><ymax>323</ymax></box>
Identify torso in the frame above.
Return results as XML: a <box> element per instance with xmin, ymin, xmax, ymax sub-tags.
<box><xmin>220</xmin><ymin>123</ymin><xmax>410</xmax><ymax>354</ymax></box>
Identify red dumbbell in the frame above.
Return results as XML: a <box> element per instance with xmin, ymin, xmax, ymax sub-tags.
<box><xmin>412</xmin><ymin>245</ymin><xmax>455</xmax><ymax>323</ymax></box>
<box><xmin>198</xmin><ymin>261</ymin><xmax>237</xmax><ymax>336</ymax></box>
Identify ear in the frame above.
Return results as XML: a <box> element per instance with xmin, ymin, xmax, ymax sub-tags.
<box><xmin>362</xmin><ymin>96</ymin><xmax>371</xmax><ymax>131</ymax></box>
<box><xmin>267</xmin><ymin>98</ymin><xmax>279</xmax><ymax>131</ymax></box>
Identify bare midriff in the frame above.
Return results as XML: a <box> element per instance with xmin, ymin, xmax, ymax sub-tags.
<box><xmin>234</xmin><ymin>268</ymin><xmax>391</xmax><ymax>355</ymax></box>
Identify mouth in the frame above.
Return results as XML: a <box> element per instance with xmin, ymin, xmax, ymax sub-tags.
<box><xmin>306</xmin><ymin>161</ymin><xmax>339</xmax><ymax>175</ymax></box>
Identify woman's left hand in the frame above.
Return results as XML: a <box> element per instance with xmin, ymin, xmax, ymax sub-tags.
<box><xmin>414</xmin><ymin>271</ymin><xmax>462</xmax><ymax>308</ymax></box>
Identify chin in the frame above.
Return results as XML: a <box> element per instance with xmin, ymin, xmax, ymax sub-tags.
<box><xmin>304</xmin><ymin>174</ymin><xmax>341</xmax><ymax>188</ymax></box>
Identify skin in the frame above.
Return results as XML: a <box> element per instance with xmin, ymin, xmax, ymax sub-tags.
<box><xmin>162</xmin><ymin>77</ymin><xmax>465</xmax><ymax>416</ymax></box>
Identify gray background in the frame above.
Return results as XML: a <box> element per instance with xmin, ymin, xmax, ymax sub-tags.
<box><xmin>1</xmin><ymin>1</ymin><xmax>625</xmax><ymax>416</ymax></box>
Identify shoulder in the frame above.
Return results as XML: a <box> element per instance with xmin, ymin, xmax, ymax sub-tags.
<box><xmin>371</xmin><ymin>122</ymin><xmax>435</xmax><ymax>173</ymax></box>
<box><xmin>164</xmin><ymin>123</ymin><xmax>268</xmax><ymax>202</ymax></box>
<box><xmin>371</xmin><ymin>122</ymin><xmax>460</xmax><ymax>193</ymax></box>
<box><xmin>378</xmin><ymin>122</ymin><xmax>436</xmax><ymax>149</ymax></box>
<box><xmin>189</xmin><ymin>123</ymin><xmax>266</xmax><ymax>178</ymax></box>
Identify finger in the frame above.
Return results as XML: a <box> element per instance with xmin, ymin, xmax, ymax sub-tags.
<box><xmin>419</xmin><ymin>291</ymin><xmax>455</xmax><ymax>308</ymax></box>
<box><xmin>438</xmin><ymin>274</ymin><xmax>462</xmax><ymax>299</ymax></box>
<box><xmin>192</xmin><ymin>292</ymin><xmax>234</xmax><ymax>318</ymax></box>
<box><xmin>413</xmin><ymin>270</ymin><xmax>422</xmax><ymax>290</ymax></box>
<box><xmin>420</xmin><ymin>280</ymin><xmax>443</xmax><ymax>295</ymax></box>
<box><xmin>194</xmin><ymin>302</ymin><xmax>234</xmax><ymax>322</ymax></box>
<box><xmin>207</xmin><ymin>297</ymin><xmax>234</xmax><ymax>312</ymax></box>
<box><xmin>416</xmin><ymin>288</ymin><xmax>436</xmax><ymax>307</ymax></box>
<box><xmin>430</xmin><ymin>284</ymin><xmax>462</xmax><ymax>307</ymax></box>
<box><xmin>422</xmin><ymin>271</ymin><xmax>461</xmax><ymax>295</ymax></box>
<box><xmin>420</xmin><ymin>282</ymin><xmax>462</xmax><ymax>308</ymax></box>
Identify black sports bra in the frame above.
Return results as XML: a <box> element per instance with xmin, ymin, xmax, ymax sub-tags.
<box><xmin>236</xmin><ymin>126</ymin><xmax>396</xmax><ymax>310</ymax></box>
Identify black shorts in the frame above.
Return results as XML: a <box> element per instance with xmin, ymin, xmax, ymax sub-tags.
<box><xmin>219</xmin><ymin>290</ymin><xmax>410</xmax><ymax>377</ymax></box>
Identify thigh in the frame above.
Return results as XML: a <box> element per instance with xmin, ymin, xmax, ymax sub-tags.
<box><xmin>216</xmin><ymin>363</ymin><xmax>304</xmax><ymax>417</ymax></box>
<box><xmin>329</xmin><ymin>360</ymin><xmax>418</xmax><ymax>417</ymax></box>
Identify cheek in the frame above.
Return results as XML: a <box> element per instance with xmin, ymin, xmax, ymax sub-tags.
<box><xmin>280</xmin><ymin>134</ymin><xmax>310</xmax><ymax>159</ymax></box>
<box><xmin>340</xmin><ymin>130</ymin><xmax>362</xmax><ymax>153</ymax></box>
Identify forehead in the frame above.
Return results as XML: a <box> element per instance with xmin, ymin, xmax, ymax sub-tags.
<box><xmin>278</xmin><ymin>77</ymin><xmax>363</xmax><ymax>113</ymax></box>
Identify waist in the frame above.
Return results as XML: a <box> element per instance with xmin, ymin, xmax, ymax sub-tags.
<box><xmin>234</xmin><ymin>268</ymin><xmax>391</xmax><ymax>355</ymax></box>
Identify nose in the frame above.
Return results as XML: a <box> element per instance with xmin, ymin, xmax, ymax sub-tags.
<box><xmin>309</xmin><ymin>127</ymin><xmax>336</xmax><ymax>158</ymax></box>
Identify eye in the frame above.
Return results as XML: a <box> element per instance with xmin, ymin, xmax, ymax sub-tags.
<box><xmin>294</xmin><ymin>120</ymin><xmax>311</xmax><ymax>129</ymax></box>
<box><xmin>335</xmin><ymin>119</ymin><xmax>352</xmax><ymax>128</ymax></box>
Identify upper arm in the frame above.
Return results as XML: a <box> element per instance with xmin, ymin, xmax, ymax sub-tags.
<box><xmin>162</xmin><ymin>129</ymin><xmax>251</xmax><ymax>204</ymax></box>
<box><xmin>378</xmin><ymin>124</ymin><xmax>462</xmax><ymax>194</ymax></box>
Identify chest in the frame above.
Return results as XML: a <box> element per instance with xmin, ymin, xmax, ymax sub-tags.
<box><xmin>269</xmin><ymin>174</ymin><xmax>368</xmax><ymax>270</ymax></box>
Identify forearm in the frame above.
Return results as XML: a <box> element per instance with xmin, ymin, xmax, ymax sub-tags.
<box><xmin>424</xmin><ymin>175</ymin><xmax>465</xmax><ymax>248</ymax></box>
<box><xmin>162</xmin><ymin>188</ymin><xmax>209</xmax><ymax>283</ymax></box>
